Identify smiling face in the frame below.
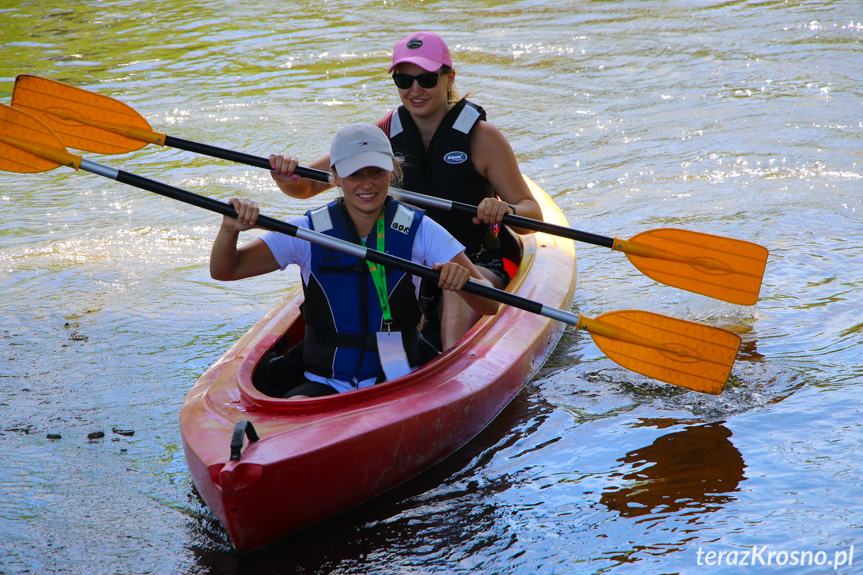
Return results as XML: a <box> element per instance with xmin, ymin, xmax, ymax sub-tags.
<box><xmin>335</xmin><ymin>166</ymin><xmax>393</xmax><ymax>223</ymax></box>
<box><xmin>394</xmin><ymin>62</ymin><xmax>454</xmax><ymax>119</ymax></box>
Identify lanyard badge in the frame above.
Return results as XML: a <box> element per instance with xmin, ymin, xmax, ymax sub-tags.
<box><xmin>362</xmin><ymin>215</ymin><xmax>411</xmax><ymax>380</ymax></box>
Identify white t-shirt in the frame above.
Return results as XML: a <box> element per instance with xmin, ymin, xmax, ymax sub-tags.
<box><xmin>261</xmin><ymin>211</ymin><xmax>464</xmax><ymax>297</ymax></box>
<box><xmin>259</xmin><ymin>209</ymin><xmax>464</xmax><ymax>393</ymax></box>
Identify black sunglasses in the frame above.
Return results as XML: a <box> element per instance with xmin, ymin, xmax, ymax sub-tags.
<box><xmin>392</xmin><ymin>70</ymin><xmax>447</xmax><ymax>90</ymax></box>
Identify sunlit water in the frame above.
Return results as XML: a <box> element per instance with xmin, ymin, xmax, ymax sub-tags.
<box><xmin>1</xmin><ymin>1</ymin><xmax>861</xmax><ymax>574</ymax></box>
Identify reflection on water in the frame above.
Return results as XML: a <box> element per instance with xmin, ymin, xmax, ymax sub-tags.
<box><xmin>600</xmin><ymin>422</ymin><xmax>745</xmax><ymax>519</ymax></box>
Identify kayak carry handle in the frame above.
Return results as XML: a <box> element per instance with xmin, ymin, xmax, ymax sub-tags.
<box><xmin>230</xmin><ymin>421</ymin><xmax>260</xmax><ymax>461</ymax></box>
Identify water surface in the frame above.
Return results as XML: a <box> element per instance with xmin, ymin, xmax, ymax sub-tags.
<box><xmin>1</xmin><ymin>1</ymin><xmax>861</xmax><ymax>574</ymax></box>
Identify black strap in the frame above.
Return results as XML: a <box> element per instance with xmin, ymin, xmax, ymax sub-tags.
<box><xmin>318</xmin><ymin>264</ymin><xmax>364</xmax><ymax>274</ymax></box>
<box><xmin>304</xmin><ymin>325</ymin><xmax>421</xmax><ymax>351</ymax></box>
<box><xmin>305</xmin><ymin>325</ymin><xmax>376</xmax><ymax>350</ymax></box>
<box><xmin>229</xmin><ymin>421</ymin><xmax>260</xmax><ymax>461</ymax></box>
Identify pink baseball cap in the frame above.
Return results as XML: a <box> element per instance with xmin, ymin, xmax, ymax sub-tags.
<box><xmin>388</xmin><ymin>31</ymin><xmax>453</xmax><ymax>73</ymax></box>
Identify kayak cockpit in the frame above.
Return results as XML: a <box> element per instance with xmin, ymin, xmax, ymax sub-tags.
<box><xmin>236</xmin><ymin>226</ymin><xmax>526</xmax><ymax>405</ymax></box>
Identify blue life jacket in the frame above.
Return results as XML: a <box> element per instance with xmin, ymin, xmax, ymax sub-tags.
<box><xmin>388</xmin><ymin>98</ymin><xmax>496</xmax><ymax>256</ymax></box>
<box><xmin>300</xmin><ymin>197</ymin><xmax>432</xmax><ymax>383</ymax></box>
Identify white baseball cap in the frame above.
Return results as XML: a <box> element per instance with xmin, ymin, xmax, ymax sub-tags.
<box><xmin>329</xmin><ymin>123</ymin><xmax>394</xmax><ymax>177</ymax></box>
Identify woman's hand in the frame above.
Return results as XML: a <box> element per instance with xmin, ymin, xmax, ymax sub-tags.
<box><xmin>269</xmin><ymin>153</ymin><xmax>334</xmax><ymax>199</ymax></box>
<box><xmin>434</xmin><ymin>261</ymin><xmax>471</xmax><ymax>291</ymax></box>
<box><xmin>269</xmin><ymin>154</ymin><xmax>301</xmax><ymax>185</ymax></box>
<box><xmin>211</xmin><ymin>197</ymin><xmax>278</xmax><ymax>282</ymax></box>
<box><xmin>473</xmin><ymin>197</ymin><xmax>514</xmax><ymax>225</ymax></box>
<box><xmin>222</xmin><ymin>197</ymin><xmax>260</xmax><ymax>233</ymax></box>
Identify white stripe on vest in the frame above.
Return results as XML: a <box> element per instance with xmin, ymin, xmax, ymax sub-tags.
<box><xmin>389</xmin><ymin>110</ymin><xmax>404</xmax><ymax>138</ymax></box>
<box><xmin>309</xmin><ymin>205</ymin><xmax>333</xmax><ymax>232</ymax></box>
<box><xmin>452</xmin><ymin>104</ymin><xmax>481</xmax><ymax>134</ymax></box>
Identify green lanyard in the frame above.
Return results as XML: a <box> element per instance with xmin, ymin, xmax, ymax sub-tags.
<box><xmin>360</xmin><ymin>214</ymin><xmax>393</xmax><ymax>328</ymax></box>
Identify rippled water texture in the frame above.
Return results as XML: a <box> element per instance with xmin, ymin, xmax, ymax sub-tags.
<box><xmin>1</xmin><ymin>1</ymin><xmax>861</xmax><ymax>574</ymax></box>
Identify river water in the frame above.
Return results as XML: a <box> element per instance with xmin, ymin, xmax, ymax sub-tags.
<box><xmin>1</xmin><ymin>1</ymin><xmax>861</xmax><ymax>574</ymax></box>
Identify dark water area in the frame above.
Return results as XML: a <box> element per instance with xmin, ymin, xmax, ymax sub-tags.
<box><xmin>1</xmin><ymin>1</ymin><xmax>861</xmax><ymax>574</ymax></box>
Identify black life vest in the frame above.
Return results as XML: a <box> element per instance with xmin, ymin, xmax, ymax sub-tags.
<box><xmin>387</xmin><ymin>99</ymin><xmax>496</xmax><ymax>256</ymax></box>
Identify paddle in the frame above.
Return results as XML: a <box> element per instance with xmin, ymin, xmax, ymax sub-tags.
<box><xmin>389</xmin><ymin>189</ymin><xmax>767</xmax><ymax>306</ymax></box>
<box><xmin>12</xmin><ymin>74</ymin><xmax>768</xmax><ymax>306</ymax></box>
<box><xmin>0</xmin><ymin>103</ymin><xmax>741</xmax><ymax>394</ymax></box>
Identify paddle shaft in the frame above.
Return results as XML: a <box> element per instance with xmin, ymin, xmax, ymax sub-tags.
<box><xmin>157</xmin><ymin>138</ymin><xmax>616</xmax><ymax>249</ymax></box>
<box><xmin>390</xmin><ymin>188</ymin><xmax>614</xmax><ymax>248</ymax></box>
<box><xmin>164</xmin><ymin>135</ymin><xmax>330</xmax><ymax>183</ymax></box>
<box><xmin>78</xmin><ymin>157</ymin><xmax>579</xmax><ymax>325</ymax></box>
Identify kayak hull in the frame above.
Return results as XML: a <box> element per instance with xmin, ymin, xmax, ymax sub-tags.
<box><xmin>180</xmin><ymin>178</ymin><xmax>576</xmax><ymax>551</ymax></box>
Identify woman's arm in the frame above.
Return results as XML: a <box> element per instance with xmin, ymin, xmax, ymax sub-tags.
<box><xmin>434</xmin><ymin>252</ymin><xmax>501</xmax><ymax>316</ymax></box>
<box><xmin>470</xmin><ymin>122</ymin><xmax>544</xmax><ymax>230</ymax></box>
<box><xmin>210</xmin><ymin>198</ymin><xmax>280</xmax><ymax>281</ymax></box>
<box><xmin>269</xmin><ymin>153</ymin><xmax>334</xmax><ymax>199</ymax></box>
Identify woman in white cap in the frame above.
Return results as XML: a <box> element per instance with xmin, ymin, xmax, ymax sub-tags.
<box><xmin>211</xmin><ymin>123</ymin><xmax>499</xmax><ymax>399</ymax></box>
<box><xmin>270</xmin><ymin>32</ymin><xmax>540</xmax><ymax>351</ymax></box>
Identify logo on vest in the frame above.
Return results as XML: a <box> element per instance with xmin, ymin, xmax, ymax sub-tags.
<box><xmin>443</xmin><ymin>151</ymin><xmax>468</xmax><ymax>165</ymax></box>
<box><xmin>321</xmin><ymin>249</ymin><xmax>342</xmax><ymax>264</ymax></box>
<box><xmin>390</xmin><ymin>204</ymin><xmax>416</xmax><ymax>235</ymax></box>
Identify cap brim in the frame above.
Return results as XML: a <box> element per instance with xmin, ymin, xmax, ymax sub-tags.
<box><xmin>332</xmin><ymin>151</ymin><xmax>393</xmax><ymax>177</ymax></box>
<box><xmin>388</xmin><ymin>56</ymin><xmax>444</xmax><ymax>73</ymax></box>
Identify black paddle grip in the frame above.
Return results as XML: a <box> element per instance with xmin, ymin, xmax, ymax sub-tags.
<box><xmin>444</xmin><ymin>200</ymin><xmax>614</xmax><ymax>248</ymax></box>
<box><xmin>165</xmin><ymin>135</ymin><xmax>330</xmax><ymax>182</ymax></box>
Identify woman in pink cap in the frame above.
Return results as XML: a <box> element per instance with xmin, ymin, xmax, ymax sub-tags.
<box><xmin>270</xmin><ymin>32</ymin><xmax>540</xmax><ymax>351</ymax></box>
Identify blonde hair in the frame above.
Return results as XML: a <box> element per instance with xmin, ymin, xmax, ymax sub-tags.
<box><xmin>391</xmin><ymin>158</ymin><xmax>404</xmax><ymax>187</ymax></box>
<box><xmin>443</xmin><ymin>66</ymin><xmax>460</xmax><ymax>107</ymax></box>
<box><xmin>444</xmin><ymin>69</ymin><xmax>475</xmax><ymax>109</ymax></box>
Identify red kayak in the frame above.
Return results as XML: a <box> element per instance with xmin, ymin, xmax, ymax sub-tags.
<box><xmin>180</xmin><ymin>177</ymin><xmax>577</xmax><ymax>552</ymax></box>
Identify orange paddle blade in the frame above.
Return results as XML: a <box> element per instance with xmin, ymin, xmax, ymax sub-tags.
<box><xmin>613</xmin><ymin>228</ymin><xmax>768</xmax><ymax>306</ymax></box>
<box><xmin>0</xmin><ymin>103</ymin><xmax>80</xmax><ymax>173</ymax></box>
<box><xmin>12</xmin><ymin>75</ymin><xmax>164</xmax><ymax>154</ymax></box>
<box><xmin>579</xmin><ymin>310</ymin><xmax>741</xmax><ymax>394</ymax></box>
